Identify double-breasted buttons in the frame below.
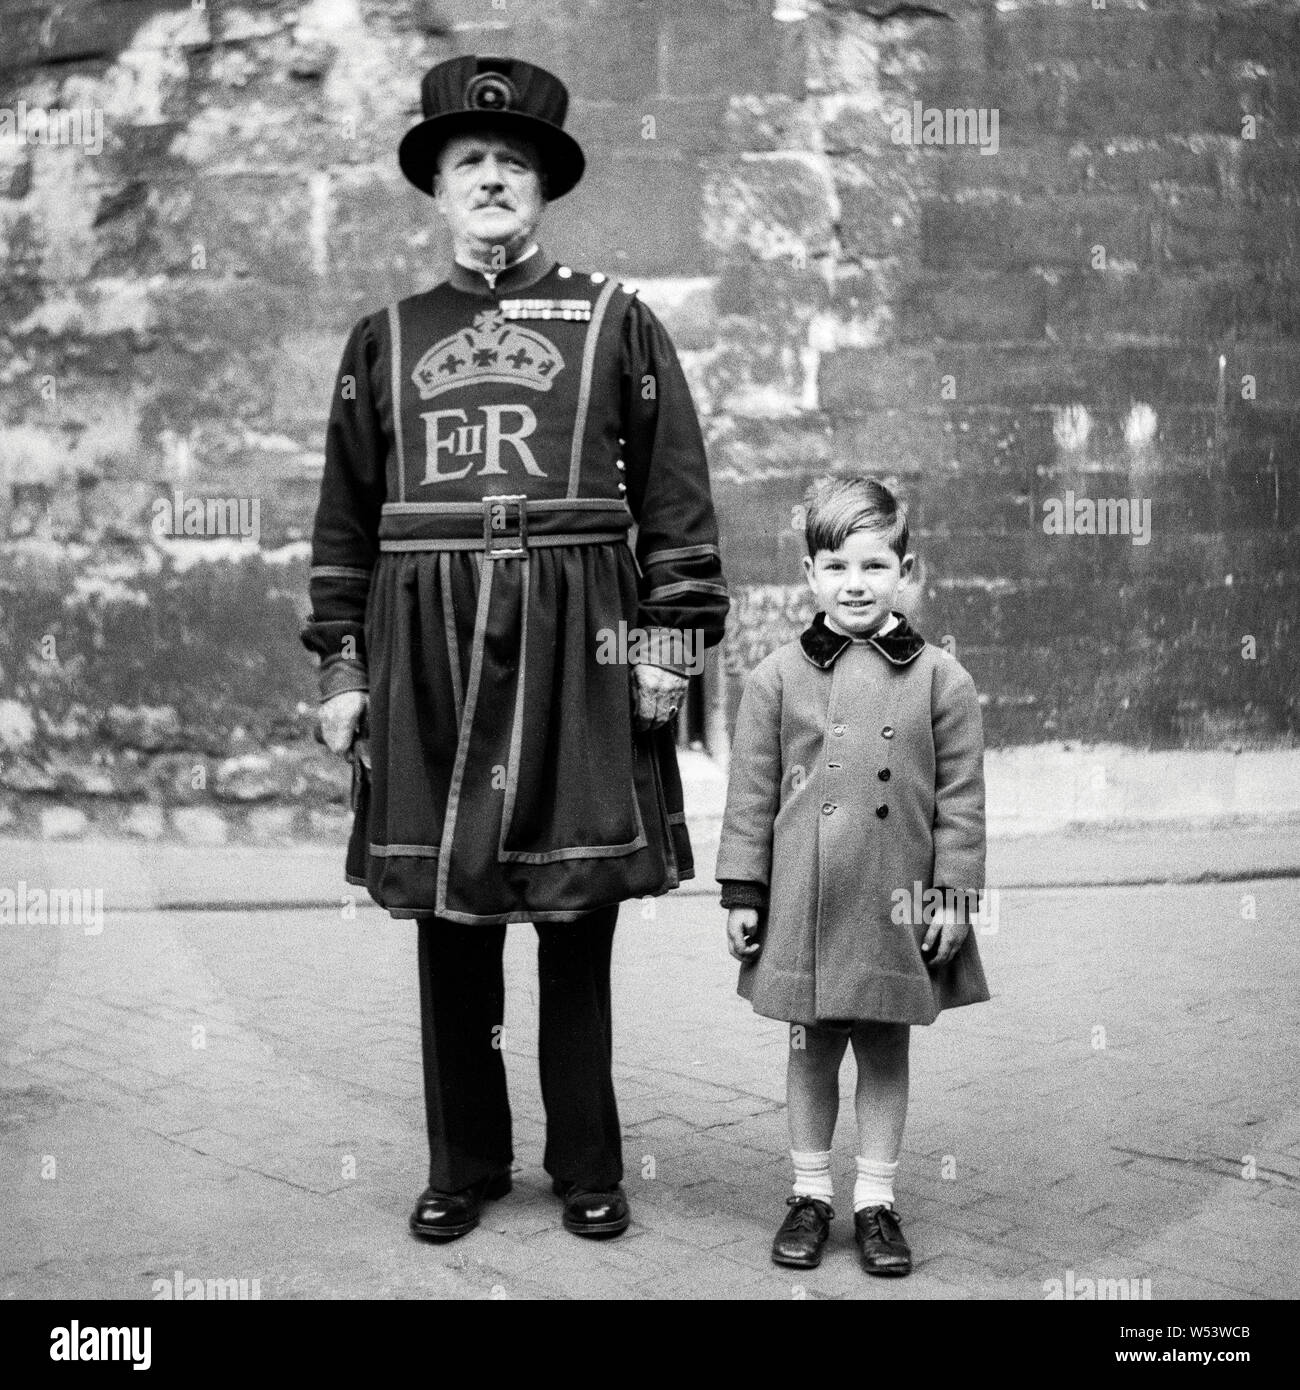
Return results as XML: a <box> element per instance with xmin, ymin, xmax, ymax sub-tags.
<box><xmin>878</xmin><ymin>768</ymin><xmax>891</xmax><ymax>781</ymax></box>
<box><xmin>558</xmin><ymin>265</ymin><xmax>573</xmax><ymax>278</ymax></box>
<box><xmin>876</xmin><ymin>805</ymin><xmax>889</xmax><ymax>819</ymax></box>
<box><xmin>615</xmin><ymin>459</ymin><xmax>625</xmax><ymax>470</ymax></box>
<box><xmin>617</xmin><ymin>482</ymin><xmax>627</xmax><ymax>492</ymax></box>
<box><xmin>822</xmin><ymin>802</ymin><xmax>836</xmax><ymax>815</ymax></box>
<box><xmin>591</xmin><ymin>271</ymin><xmax>606</xmax><ymax>283</ymax></box>
<box><xmin>881</xmin><ymin>726</ymin><xmax>894</xmax><ymax>739</ymax></box>
<box><xmin>832</xmin><ymin>723</ymin><xmax>846</xmax><ymax>736</ymax></box>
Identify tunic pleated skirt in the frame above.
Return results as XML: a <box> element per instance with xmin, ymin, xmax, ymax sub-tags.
<box><xmin>345</xmin><ymin>539</ymin><xmax>693</xmax><ymax>923</ymax></box>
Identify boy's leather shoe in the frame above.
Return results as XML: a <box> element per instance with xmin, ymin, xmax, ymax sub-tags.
<box><xmin>854</xmin><ymin>1203</ymin><xmax>912</xmax><ymax>1276</ymax></box>
<box><xmin>409</xmin><ymin>1169</ymin><xmax>512</xmax><ymax>1242</ymax></box>
<box><xmin>771</xmin><ymin>1195</ymin><xmax>834</xmax><ymax>1268</ymax></box>
<box><xmin>551</xmin><ymin>1179</ymin><xmax>631</xmax><ymax>1238</ymax></box>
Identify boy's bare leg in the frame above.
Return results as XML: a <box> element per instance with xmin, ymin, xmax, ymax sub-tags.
<box><xmin>787</xmin><ymin>1022</ymin><xmax>850</xmax><ymax>1151</ymax></box>
<box><xmin>770</xmin><ymin>1023</ymin><xmax>848</xmax><ymax>1266</ymax></box>
<box><xmin>850</xmin><ymin>1021</ymin><xmax>910</xmax><ymax>1161</ymax></box>
<box><xmin>849</xmin><ymin>1021</ymin><xmax>913</xmax><ymax>1273</ymax></box>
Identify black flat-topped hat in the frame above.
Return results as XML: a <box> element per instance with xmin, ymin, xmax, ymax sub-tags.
<box><xmin>399</xmin><ymin>55</ymin><xmax>586</xmax><ymax>200</ymax></box>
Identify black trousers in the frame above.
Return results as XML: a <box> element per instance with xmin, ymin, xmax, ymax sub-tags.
<box><xmin>416</xmin><ymin>904</ymin><xmax>623</xmax><ymax>1193</ymax></box>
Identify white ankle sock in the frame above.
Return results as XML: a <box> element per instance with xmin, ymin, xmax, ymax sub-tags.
<box><xmin>791</xmin><ymin>1149</ymin><xmax>833</xmax><ymax>1201</ymax></box>
<box><xmin>854</xmin><ymin>1156</ymin><xmax>898</xmax><ymax>1212</ymax></box>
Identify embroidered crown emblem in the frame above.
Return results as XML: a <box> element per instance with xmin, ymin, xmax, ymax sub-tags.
<box><xmin>411</xmin><ymin>308</ymin><xmax>565</xmax><ymax>400</ymax></box>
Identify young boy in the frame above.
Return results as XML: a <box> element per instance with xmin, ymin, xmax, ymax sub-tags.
<box><xmin>717</xmin><ymin>476</ymin><xmax>990</xmax><ymax>1276</ymax></box>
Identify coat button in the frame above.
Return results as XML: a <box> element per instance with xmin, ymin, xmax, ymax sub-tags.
<box><xmin>558</xmin><ymin>265</ymin><xmax>572</xmax><ymax>278</ymax></box>
<box><xmin>832</xmin><ymin>724</ymin><xmax>845</xmax><ymax>736</ymax></box>
<box><xmin>881</xmin><ymin>726</ymin><xmax>894</xmax><ymax>739</ymax></box>
<box><xmin>878</xmin><ymin>768</ymin><xmax>891</xmax><ymax>781</ymax></box>
<box><xmin>822</xmin><ymin>802</ymin><xmax>836</xmax><ymax>815</ymax></box>
<box><xmin>617</xmin><ymin>481</ymin><xmax>627</xmax><ymax>492</ymax></box>
<box><xmin>591</xmin><ymin>271</ymin><xmax>606</xmax><ymax>283</ymax></box>
<box><xmin>615</xmin><ymin>459</ymin><xmax>625</xmax><ymax>470</ymax></box>
<box><xmin>876</xmin><ymin>805</ymin><xmax>889</xmax><ymax>818</ymax></box>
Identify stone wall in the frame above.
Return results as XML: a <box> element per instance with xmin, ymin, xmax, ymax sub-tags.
<box><xmin>1</xmin><ymin>0</ymin><xmax>1297</xmax><ymax>841</ymax></box>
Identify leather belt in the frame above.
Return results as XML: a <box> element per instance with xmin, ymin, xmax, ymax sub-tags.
<box><xmin>377</xmin><ymin>496</ymin><xmax>632</xmax><ymax>556</ymax></box>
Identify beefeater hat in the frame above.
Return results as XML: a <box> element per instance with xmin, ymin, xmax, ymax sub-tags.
<box><xmin>398</xmin><ymin>55</ymin><xmax>586</xmax><ymax>200</ymax></box>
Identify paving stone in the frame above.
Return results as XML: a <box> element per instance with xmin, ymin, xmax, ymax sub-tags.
<box><xmin>1</xmin><ymin>873</ymin><xmax>1298</xmax><ymax>1299</ymax></box>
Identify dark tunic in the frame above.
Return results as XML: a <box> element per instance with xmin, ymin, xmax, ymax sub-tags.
<box><xmin>302</xmin><ymin>248</ymin><xmax>729</xmax><ymax>924</ymax></box>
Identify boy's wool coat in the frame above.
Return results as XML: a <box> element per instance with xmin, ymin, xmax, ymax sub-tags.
<box><xmin>716</xmin><ymin>612</ymin><xmax>990</xmax><ymax>1025</ymax></box>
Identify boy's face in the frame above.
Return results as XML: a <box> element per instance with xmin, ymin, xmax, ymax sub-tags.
<box><xmin>802</xmin><ymin>526</ymin><xmax>913</xmax><ymax>639</ymax></box>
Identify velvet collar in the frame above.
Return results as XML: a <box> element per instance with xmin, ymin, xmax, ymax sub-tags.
<box><xmin>446</xmin><ymin>245</ymin><xmax>556</xmax><ymax>297</ymax></box>
<box><xmin>799</xmin><ymin>610</ymin><xmax>927</xmax><ymax>670</ymax></box>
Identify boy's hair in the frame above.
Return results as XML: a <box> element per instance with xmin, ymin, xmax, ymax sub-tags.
<box><xmin>803</xmin><ymin>476</ymin><xmax>909</xmax><ymax>560</ymax></box>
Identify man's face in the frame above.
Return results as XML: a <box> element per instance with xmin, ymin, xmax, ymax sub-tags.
<box><xmin>433</xmin><ymin>132</ymin><xmax>546</xmax><ymax>255</ymax></box>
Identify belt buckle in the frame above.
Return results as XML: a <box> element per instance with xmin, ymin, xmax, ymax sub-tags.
<box><xmin>482</xmin><ymin>494</ymin><xmax>528</xmax><ymax>559</ymax></box>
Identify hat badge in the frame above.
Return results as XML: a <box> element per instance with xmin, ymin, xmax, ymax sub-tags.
<box><xmin>464</xmin><ymin>72</ymin><xmax>516</xmax><ymax>111</ymax></box>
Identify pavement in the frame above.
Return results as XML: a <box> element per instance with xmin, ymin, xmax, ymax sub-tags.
<box><xmin>2</xmin><ymin>817</ymin><xmax>1299</xmax><ymax>1301</ymax></box>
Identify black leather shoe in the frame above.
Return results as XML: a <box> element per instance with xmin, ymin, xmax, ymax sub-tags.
<box><xmin>409</xmin><ymin>1169</ymin><xmax>511</xmax><ymax>1242</ymax></box>
<box><xmin>551</xmin><ymin>1179</ymin><xmax>631</xmax><ymax>1238</ymax></box>
<box><xmin>771</xmin><ymin>1195</ymin><xmax>834</xmax><ymax>1268</ymax></box>
<box><xmin>854</xmin><ymin>1203</ymin><xmax>912</xmax><ymax>1276</ymax></box>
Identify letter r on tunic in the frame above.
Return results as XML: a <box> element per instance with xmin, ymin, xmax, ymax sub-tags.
<box><xmin>479</xmin><ymin>403</ymin><xmax>545</xmax><ymax>476</ymax></box>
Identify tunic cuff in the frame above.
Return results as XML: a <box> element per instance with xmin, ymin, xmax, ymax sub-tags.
<box><xmin>626</xmin><ymin>626</ymin><xmax>703</xmax><ymax>678</ymax></box>
<box><xmin>319</xmin><ymin>657</ymin><xmax>369</xmax><ymax>702</ymax></box>
<box><xmin>719</xmin><ymin>880</ymin><xmax>768</xmax><ymax>911</ymax></box>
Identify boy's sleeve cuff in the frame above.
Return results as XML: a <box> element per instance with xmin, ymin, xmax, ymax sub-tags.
<box><xmin>931</xmin><ymin>884</ymin><xmax>984</xmax><ymax>919</ymax></box>
<box><xmin>719</xmin><ymin>880</ymin><xmax>768</xmax><ymax>911</ymax></box>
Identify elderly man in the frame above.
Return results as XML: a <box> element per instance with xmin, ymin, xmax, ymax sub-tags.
<box><xmin>301</xmin><ymin>56</ymin><xmax>729</xmax><ymax>1241</ymax></box>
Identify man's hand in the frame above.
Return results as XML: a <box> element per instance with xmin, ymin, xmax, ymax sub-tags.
<box><xmin>318</xmin><ymin>690</ymin><xmax>368</xmax><ymax>757</ymax></box>
<box><xmin>922</xmin><ymin>910</ymin><xmax>970</xmax><ymax>968</ymax></box>
<box><xmin>632</xmin><ymin>663</ymin><xmax>688</xmax><ymax>732</ymax></box>
<box><xmin>726</xmin><ymin>907</ymin><xmax>762</xmax><ymax>962</ymax></box>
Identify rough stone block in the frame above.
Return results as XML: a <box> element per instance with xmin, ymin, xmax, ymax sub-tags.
<box><xmin>834</xmin><ymin>156</ymin><xmax>924</xmax><ymax>260</ymax></box>
<box><xmin>819</xmin><ymin>346</ymin><xmax>940</xmax><ymax>414</ymax></box>
<box><xmin>246</xmin><ymin>805</ymin><xmax>298</xmax><ymax>842</ymax></box>
<box><xmin>703</xmin><ymin>151</ymin><xmax>837</xmax><ymax>262</ymax></box>
<box><xmin>894</xmin><ymin>272</ymin><xmax>1047</xmax><ymax>343</ymax></box>
<box><xmin>921</xmin><ymin>196</ymin><xmax>1152</xmax><ymax>272</ymax></box>
<box><xmin>172</xmin><ymin>806</ymin><xmax>228</xmax><ymax>846</ymax></box>
<box><xmin>186</xmin><ymin>174</ymin><xmax>319</xmax><ymax>285</ymax></box>
<box><xmin>122</xmin><ymin>802</ymin><xmax>166</xmax><ymax>839</ymax></box>
<box><xmin>40</xmin><ymin>805</ymin><xmax>88</xmax><ymax>839</ymax></box>
<box><xmin>1157</xmin><ymin>192</ymin><xmax>1298</xmax><ymax>268</ymax></box>
<box><xmin>657</xmin><ymin>4</ymin><xmax>785</xmax><ymax>99</ymax></box>
<box><xmin>724</xmin><ymin>94</ymin><xmax>816</xmax><ymax>154</ymax></box>
<box><xmin>548</xmin><ymin>148</ymin><xmax>712</xmax><ymax>276</ymax></box>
